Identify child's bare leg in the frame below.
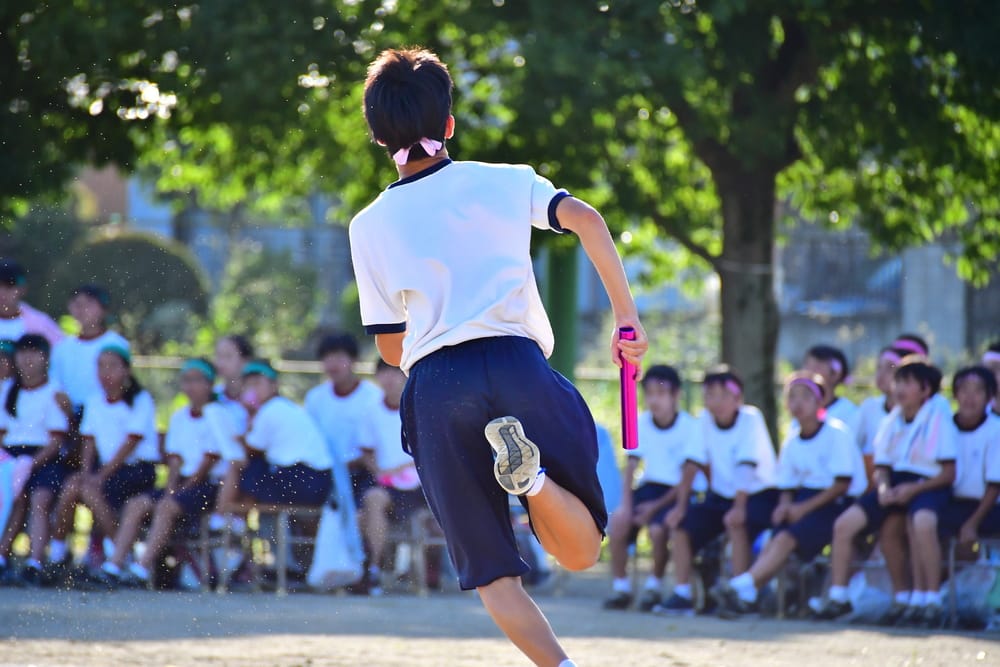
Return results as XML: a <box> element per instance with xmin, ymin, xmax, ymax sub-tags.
<box><xmin>649</xmin><ymin>523</ymin><xmax>669</xmax><ymax>579</ymax></box>
<box><xmin>80</xmin><ymin>477</ymin><xmax>118</xmax><ymax>537</ymax></box>
<box><xmin>110</xmin><ymin>495</ymin><xmax>154</xmax><ymax>568</ymax></box>
<box><xmin>28</xmin><ymin>489</ymin><xmax>54</xmax><ymax>562</ymax></box>
<box><xmin>215</xmin><ymin>463</ymin><xmax>244</xmax><ymax>513</ymax></box>
<box><xmin>669</xmin><ymin>528</ymin><xmax>694</xmax><ymax>586</ymax></box>
<box><xmin>725</xmin><ymin>520</ymin><xmax>751</xmax><ymax>576</ymax></box>
<box><xmin>747</xmin><ymin>531</ymin><xmax>797</xmax><ymax>588</ymax></box>
<box><xmin>527</xmin><ymin>478</ymin><xmax>600</xmax><ymax>571</ymax></box>
<box><xmin>137</xmin><ymin>497</ymin><xmax>183</xmax><ymax>570</ymax></box>
<box><xmin>478</xmin><ymin>575</ymin><xmax>569</xmax><ymax>667</ymax></box>
<box><xmin>0</xmin><ymin>499</ymin><xmax>26</xmax><ymax>557</ymax></box>
<box><xmin>51</xmin><ymin>473</ymin><xmax>82</xmax><ymax>542</ymax></box>
<box><xmin>606</xmin><ymin>509</ymin><xmax>632</xmax><ymax>579</ymax></box>
<box><xmin>359</xmin><ymin>487</ymin><xmax>392</xmax><ymax>568</ymax></box>
<box><xmin>830</xmin><ymin>506</ymin><xmax>867</xmax><ymax>587</ymax></box>
<box><xmin>881</xmin><ymin>513</ymin><xmax>911</xmax><ymax>594</ymax></box>
<box><xmin>910</xmin><ymin>510</ymin><xmax>941</xmax><ymax>592</ymax></box>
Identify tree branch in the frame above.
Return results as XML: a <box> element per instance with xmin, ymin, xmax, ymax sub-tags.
<box><xmin>661</xmin><ymin>89</ymin><xmax>736</xmax><ymax>175</ymax></box>
<box><xmin>648</xmin><ymin>210</ymin><xmax>720</xmax><ymax>270</ymax></box>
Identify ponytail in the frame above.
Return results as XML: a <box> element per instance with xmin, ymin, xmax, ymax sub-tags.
<box><xmin>4</xmin><ymin>374</ymin><xmax>21</xmax><ymax>417</ymax></box>
<box><xmin>122</xmin><ymin>374</ymin><xmax>144</xmax><ymax>407</ymax></box>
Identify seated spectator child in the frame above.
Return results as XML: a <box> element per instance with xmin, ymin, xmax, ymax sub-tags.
<box><xmin>603</xmin><ymin>364</ymin><xmax>699</xmax><ymax>612</ymax></box>
<box><xmin>0</xmin><ymin>339</ymin><xmax>15</xmax><ymax>392</ymax></box>
<box><xmin>855</xmin><ymin>345</ymin><xmax>907</xmax><ymax>478</ymax></box>
<box><xmin>982</xmin><ymin>342</ymin><xmax>1000</xmax><ymax>418</ymax></box>
<box><xmin>712</xmin><ymin>372</ymin><xmax>866</xmax><ymax>617</ymax></box>
<box><xmin>813</xmin><ymin>358</ymin><xmax>957</xmax><ymax>624</ymax></box>
<box><xmin>214</xmin><ymin>360</ymin><xmax>333</xmax><ymax>513</ymax></box>
<box><xmin>357</xmin><ymin>360</ymin><xmax>427</xmax><ymax>594</ymax></box>
<box><xmin>305</xmin><ymin>334</ymin><xmax>382</xmax><ymax>507</ymax></box>
<box><xmin>0</xmin><ymin>335</ymin><xmax>70</xmax><ymax>585</ymax></box>
<box><xmin>802</xmin><ymin>345</ymin><xmax>859</xmax><ymax>435</ymax></box>
<box><xmin>50</xmin><ymin>285</ymin><xmax>130</xmax><ymax>415</ymax></box>
<box><xmin>0</xmin><ymin>260</ymin><xmax>63</xmax><ymax>346</ymax></box>
<box><xmin>98</xmin><ymin>359</ymin><xmax>237</xmax><ymax>587</ymax></box>
<box><xmin>661</xmin><ymin>366</ymin><xmax>778</xmax><ymax>615</ymax></box>
<box><xmin>48</xmin><ymin>346</ymin><xmax>160</xmax><ymax>570</ymax></box>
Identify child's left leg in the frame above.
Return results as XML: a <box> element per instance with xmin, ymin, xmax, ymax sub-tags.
<box><xmin>478</xmin><ymin>575</ymin><xmax>570</xmax><ymax>667</ymax></box>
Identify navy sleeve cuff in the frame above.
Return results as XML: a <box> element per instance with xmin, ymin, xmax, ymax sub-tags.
<box><xmin>364</xmin><ymin>322</ymin><xmax>406</xmax><ymax>335</ymax></box>
<box><xmin>547</xmin><ymin>191</ymin><xmax>573</xmax><ymax>234</ymax></box>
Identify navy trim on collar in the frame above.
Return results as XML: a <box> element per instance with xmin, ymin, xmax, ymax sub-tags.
<box><xmin>387</xmin><ymin>159</ymin><xmax>453</xmax><ymax>189</ymax></box>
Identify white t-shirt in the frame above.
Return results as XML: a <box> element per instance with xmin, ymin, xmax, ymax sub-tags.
<box><xmin>0</xmin><ymin>381</ymin><xmax>69</xmax><ymax>446</ymax></box>
<box><xmin>0</xmin><ymin>317</ymin><xmax>26</xmax><ymax>341</ymax></box>
<box><xmin>686</xmin><ymin>405</ymin><xmax>776</xmax><ymax>499</ymax></box>
<box><xmin>953</xmin><ymin>415</ymin><xmax>1000</xmax><ymax>500</ymax></box>
<box><xmin>245</xmin><ymin>396</ymin><xmax>332</xmax><ymax>470</ymax></box>
<box><xmin>776</xmin><ymin>420</ymin><xmax>868</xmax><ymax>497</ymax></box>
<box><xmin>213</xmin><ymin>388</ymin><xmax>249</xmax><ymax>462</ymax></box>
<box><xmin>350</xmin><ymin>160</ymin><xmax>569</xmax><ymax>373</ymax></box>
<box><xmin>631</xmin><ymin>411</ymin><xmax>698</xmax><ymax>487</ymax></box>
<box><xmin>304</xmin><ymin>379</ymin><xmax>383</xmax><ymax>463</ymax></box>
<box><xmin>81</xmin><ymin>390</ymin><xmax>160</xmax><ymax>464</ymax></box>
<box><xmin>164</xmin><ymin>403</ymin><xmax>238</xmax><ymax>478</ymax></box>
<box><xmin>856</xmin><ymin>395</ymin><xmax>891</xmax><ymax>456</ymax></box>
<box><xmin>358</xmin><ymin>400</ymin><xmax>420</xmax><ymax>491</ymax></box>
<box><xmin>873</xmin><ymin>396</ymin><xmax>958</xmax><ymax>478</ymax></box>
<box><xmin>50</xmin><ymin>331</ymin><xmax>130</xmax><ymax>407</ymax></box>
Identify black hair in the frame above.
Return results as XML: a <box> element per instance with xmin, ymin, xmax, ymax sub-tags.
<box><xmin>805</xmin><ymin>344</ymin><xmax>850</xmax><ymax>383</ymax></box>
<box><xmin>363</xmin><ymin>48</ymin><xmax>453</xmax><ymax>162</ymax></box>
<box><xmin>71</xmin><ymin>284</ymin><xmax>112</xmax><ymax>309</ymax></box>
<box><xmin>895</xmin><ymin>358</ymin><xmax>942</xmax><ymax>396</ymax></box>
<box><xmin>953</xmin><ymin>366</ymin><xmax>998</xmax><ymax>400</ymax></box>
<box><xmin>5</xmin><ymin>334</ymin><xmax>52</xmax><ymax>417</ymax></box>
<box><xmin>222</xmin><ymin>334</ymin><xmax>255</xmax><ymax>360</ymax></box>
<box><xmin>988</xmin><ymin>341</ymin><xmax>1000</xmax><ymax>354</ymax></box>
<box><xmin>317</xmin><ymin>333</ymin><xmax>360</xmax><ymax>360</ymax></box>
<box><xmin>894</xmin><ymin>333</ymin><xmax>930</xmax><ymax>357</ymax></box>
<box><xmin>641</xmin><ymin>364</ymin><xmax>681</xmax><ymax>390</ymax></box>
<box><xmin>703</xmin><ymin>365</ymin><xmax>744</xmax><ymax>392</ymax></box>
<box><xmin>99</xmin><ymin>348</ymin><xmax>144</xmax><ymax>407</ymax></box>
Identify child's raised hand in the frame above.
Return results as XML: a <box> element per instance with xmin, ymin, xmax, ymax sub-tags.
<box><xmin>612</xmin><ymin>318</ymin><xmax>648</xmax><ymax>368</ymax></box>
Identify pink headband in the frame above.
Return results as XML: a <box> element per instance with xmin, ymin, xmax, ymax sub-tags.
<box><xmin>880</xmin><ymin>350</ymin><xmax>903</xmax><ymax>364</ymax></box>
<box><xmin>893</xmin><ymin>339</ymin><xmax>927</xmax><ymax>356</ymax></box>
<box><xmin>724</xmin><ymin>379</ymin><xmax>742</xmax><ymax>396</ymax></box>
<box><xmin>392</xmin><ymin>138</ymin><xmax>443</xmax><ymax>166</ymax></box>
<box><xmin>788</xmin><ymin>377</ymin><xmax>823</xmax><ymax>402</ymax></box>
<box><xmin>829</xmin><ymin>358</ymin><xmax>843</xmax><ymax>375</ymax></box>
<box><xmin>983</xmin><ymin>351</ymin><xmax>1000</xmax><ymax>365</ymax></box>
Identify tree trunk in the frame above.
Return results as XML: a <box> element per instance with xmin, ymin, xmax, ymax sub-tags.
<box><xmin>716</xmin><ymin>168</ymin><xmax>780</xmax><ymax>443</ymax></box>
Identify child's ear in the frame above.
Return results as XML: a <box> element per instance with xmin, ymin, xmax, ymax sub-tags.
<box><xmin>375</xmin><ymin>138</ymin><xmax>387</xmax><ymax>147</ymax></box>
<box><xmin>444</xmin><ymin>115</ymin><xmax>456</xmax><ymax>139</ymax></box>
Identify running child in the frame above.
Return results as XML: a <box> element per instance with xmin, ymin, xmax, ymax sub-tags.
<box><xmin>812</xmin><ymin>358</ymin><xmax>957</xmax><ymax>624</ymax></box>
<box><xmin>661</xmin><ymin>367</ymin><xmax>778</xmax><ymax>614</ymax></box>
<box><xmin>214</xmin><ymin>360</ymin><xmax>333</xmax><ymax>513</ymax></box>
<box><xmin>304</xmin><ymin>333</ymin><xmax>382</xmax><ymax>506</ymax></box>
<box><xmin>0</xmin><ymin>335</ymin><xmax>69</xmax><ymax>585</ymax></box>
<box><xmin>48</xmin><ymin>346</ymin><xmax>160</xmax><ymax>570</ymax></box>
<box><xmin>712</xmin><ymin>372</ymin><xmax>866</xmax><ymax>617</ymax></box>
<box><xmin>603</xmin><ymin>364</ymin><xmax>698</xmax><ymax>612</ymax></box>
<box><xmin>98</xmin><ymin>359</ymin><xmax>236</xmax><ymax>587</ymax></box>
<box><xmin>357</xmin><ymin>360</ymin><xmax>427</xmax><ymax>594</ymax></box>
<box><xmin>350</xmin><ymin>48</ymin><xmax>647</xmax><ymax>667</ymax></box>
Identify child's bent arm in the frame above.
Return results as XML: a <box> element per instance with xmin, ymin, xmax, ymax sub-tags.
<box><xmin>375</xmin><ymin>332</ymin><xmax>405</xmax><ymax>367</ymax></box>
<box><xmin>554</xmin><ymin>196</ymin><xmax>647</xmax><ymax>367</ymax></box>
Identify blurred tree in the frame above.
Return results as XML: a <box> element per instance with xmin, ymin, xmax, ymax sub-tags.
<box><xmin>46</xmin><ymin>230</ymin><xmax>209</xmax><ymax>351</ymax></box>
<box><xmin>0</xmin><ymin>208</ymin><xmax>85</xmax><ymax>295</ymax></box>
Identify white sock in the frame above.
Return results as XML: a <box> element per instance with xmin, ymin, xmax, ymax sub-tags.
<box><xmin>894</xmin><ymin>590</ymin><xmax>911</xmax><ymax>605</ymax></box>
<box><xmin>102</xmin><ymin>561</ymin><xmax>121</xmax><ymax>576</ymax></box>
<box><xmin>612</xmin><ymin>577</ymin><xmax>631</xmax><ymax>594</ymax></box>
<box><xmin>102</xmin><ymin>537</ymin><xmax>116</xmax><ymax>559</ymax></box>
<box><xmin>129</xmin><ymin>562</ymin><xmax>150</xmax><ymax>581</ymax></box>
<box><xmin>925</xmin><ymin>590</ymin><xmax>942</xmax><ymax>607</ymax></box>
<box><xmin>25</xmin><ymin>558</ymin><xmax>42</xmax><ymax>570</ymax></box>
<box><xmin>910</xmin><ymin>591</ymin><xmax>927</xmax><ymax>607</ymax></box>
<box><xmin>525</xmin><ymin>471</ymin><xmax>547</xmax><ymax>497</ymax></box>
<box><xmin>558</xmin><ymin>661</ymin><xmax>577</xmax><ymax>667</ymax></box>
<box><xmin>49</xmin><ymin>540</ymin><xmax>67</xmax><ymax>563</ymax></box>
<box><xmin>730</xmin><ymin>572</ymin><xmax>758</xmax><ymax>603</ymax></box>
<box><xmin>644</xmin><ymin>575</ymin><xmax>662</xmax><ymax>591</ymax></box>
<box><xmin>208</xmin><ymin>513</ymin><xmax>226</xmax><ymax>531</ymax></box>
<box><xmin>673</xmin><ymin>583</ymin><xmax>692</xmax><ymax>600</ymax></box>
<box><xmin>828</xmin><ymin>585</ymin><xmax>849</xmax><ymax>603</ymax></box>
<box><xmin>0</xmin><ymin>555</ymin><xmax>6</xmax><ymax>568</ymax></box>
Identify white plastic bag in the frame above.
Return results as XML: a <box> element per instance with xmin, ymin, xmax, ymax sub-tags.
<box><xmin>307</xmin><ymin>504</ymin><xmax>364</xmax><ymax>590</ymax></box>
<box><xmin>847</xmin><ymin>568</ymin><xmax>893</xmax><ymax>622</ymax></box>
<box><xmin>0</xmin><ymin>454</ymin><xmax>14</xmax><ymax>539</ymax></box>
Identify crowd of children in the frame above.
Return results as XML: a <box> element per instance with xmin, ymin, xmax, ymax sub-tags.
<box><xmin>604</xmin><ymin>333</ymin><xmax>1000</xmax><ymax>630</ymax></box>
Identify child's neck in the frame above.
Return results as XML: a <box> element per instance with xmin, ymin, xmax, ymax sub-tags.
<box><xmin>798</xmin><ymin>418</ymin><xmax>822</xmax><ymax>438</ymax></box>
<box><xmin>825</xmin><ymin>394</ymin><xmax>839</xmax><ymax>408</ymax></box>
<box><xmin>955</xmin><ymin>411</ymin><xmax>986</xmax><ymax>431</ymax></box>
<box><xmin>713</xmin><ymin>411</ymin><xmax>738</xmax><ymax>430</ymax></box>
<box><xmin>19</xmin><ymin>372</ymin><xmax>46</xmax><ymax>389</ymax></box>
<box><xmin>78</xmin><ymin>323</ymin><xmax>106</xmax><ymax>340</ymax></box>
<box><xmin>0</xmin><ymin>303</ymin><xmax>20</xmax><ymax>319</ymax></box>
<box><xmin>396</xmin><ymin>150</ymin><xmax>450</xmax><ymax>179</ymax></box>
<box><xmin>652</xmin><ymin>410</ymin><xmax>678</xmax><ymax>430</ymax></box>
<box><xmin>333</xmin><ymin>375</ymin><xmax>359</xmax><ymax>398</ymax></box>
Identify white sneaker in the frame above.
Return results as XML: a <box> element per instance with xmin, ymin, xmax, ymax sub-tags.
<box><xmin>484</xmin><ymin>417</ymin><xmax>541</xmax><ymax>496</ymax></box>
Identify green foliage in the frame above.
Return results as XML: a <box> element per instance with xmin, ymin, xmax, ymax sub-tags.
<box><xmin>46</xmin><ymin>230</ymin><xmax>209</xmax><ymax>351</ymax></box>
<box><xmin>0</xmin><ymin>208</ymin><xmax>86</xmax><ymax>294</ymax></box>
<box><xmin>196</xmin><ymin>241</ymin><xmax>322</xmax><ymax>360</ymax></box>
<box><xmin>337</xmin><ymin>280</ymin><xmax>365</xmax><ymax>342</ymax></box>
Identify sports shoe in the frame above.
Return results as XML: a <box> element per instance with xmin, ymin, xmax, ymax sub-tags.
<box><xmin>919</xmin><ymin>603</ymin><xmax>946</xmax><ymax>630</ymax></box>
<box><xmin>810</xmin><ymin>598</ymin><xmax>853</xmax><ymax>620</ymax></box>
<box><xmin>876</xmin><ymin>601</ymin><xmax>911</xmax><ymax>627</ymax></box>
<box><xmin>637</xmin><ymin>589</ymin><xmax>662</xmax><ymax>612</ymax></box>
<box><xmin>652</xmin><ymin>593</ymin><xmax>695</xmax><ymax>616</ymax></box>
<box><xmin>714</xmin><ymin>586</ymin><xmax>757</xmax><ymax>620</ymax></box>
<box><xmin>485</xmin><ymin>417</ymin><xmax>541</xmax><ymax>496</ymax></box>
<box><xmin>602</xmin><ymin>590</ymin><xmax>633</xmax><ymax>610</ymax></box>
<box><xmin>19</xmin><ymin>565</ymin><xmax>43</xmax><ymax>588</ymax></box>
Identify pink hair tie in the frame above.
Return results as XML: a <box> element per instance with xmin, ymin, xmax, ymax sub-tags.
<box><xmin>982</xmin><ymin>351</ymin><xmax>1000</xmax><ymax>365</ymax></box>
<box><xmin>788</xmin><ymin>377</ymin><xmax>823</xmax><ymax>402</ymax></box>
<box><xmin>880</xmin><ymin>350</ymin><xmax>903</xmax><ymax>364</ymax></box>
<box><xmin>392</xmin><ymin>137</ymin><xmax>443</xmax><ymax>166</ymax></box>
<box><xmin>724</xmin><ymin>379</ymin><xmax>742</xmax><ymax>397</ymax></box>
<box><xmin>893</xmin><ymin>339</ymin><xmax>927</xmax><ymax>356</ymax></box>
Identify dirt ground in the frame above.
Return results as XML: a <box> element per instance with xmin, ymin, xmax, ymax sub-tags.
<box><xmin>0</xmin><ymin>566</ymin><xmax>996</xmax><ymax>667</ymax></box>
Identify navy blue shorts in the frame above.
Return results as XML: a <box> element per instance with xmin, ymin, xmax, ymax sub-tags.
<box><xmin>937</xmin><ymin>498</ymin><xmax>979</xmax><ymax>538</ymax></box>
<box><xmin>775</xmin><ymin>488</ymin><xmax>853</xmax><ymax>561</ymax></box>
<box><xmin>4</xmin><ymin>445</ymin><xmax>72</xmax><ymax>494</ymax></box>
<box><xmin>855</xmin><ymin>471</ymin><xmax>950</xmax><ymax>528</ymax></box>
<box><xmin>104</xmin><ymin>462</ymin><xmax>157</xmax><ymax>511</ymax></box>
<box><xmin>980</xmin><ymin>505</ymin><xmax>1000</xmax><ymax>536</ymax></box>
<box><xmin>680</xmin><ymin>489</ymin><xmax>780</xmax><ymax>555</ymax></box>
<box><xmin>239</xmin><ymin>457</ymin><xmax>332</xmax><ymax>506</ymax></box>
<box><xmin>625</xmin><ymin>482</ymin><xmax>674</xmax><ymax>543</ymax></box>
<box><xmin>350</xmin><ymin>467</ymin><xmax>377</xmax><ymax>508</ymax></box>
<box><xmin>400</xmin><ymin>336</ymin><xmax>607</xmax><ymax>590</ymax></box>
<box><xmin>154</xmin><ymin>479</ymin><xmax>219</xmax><ymax>517</ymax></box>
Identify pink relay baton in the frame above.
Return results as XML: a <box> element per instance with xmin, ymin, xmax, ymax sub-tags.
<box><xmin>618</xmin><ymin>327</ymin><xmax>639</xmax><ymax>450</ymax></box>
